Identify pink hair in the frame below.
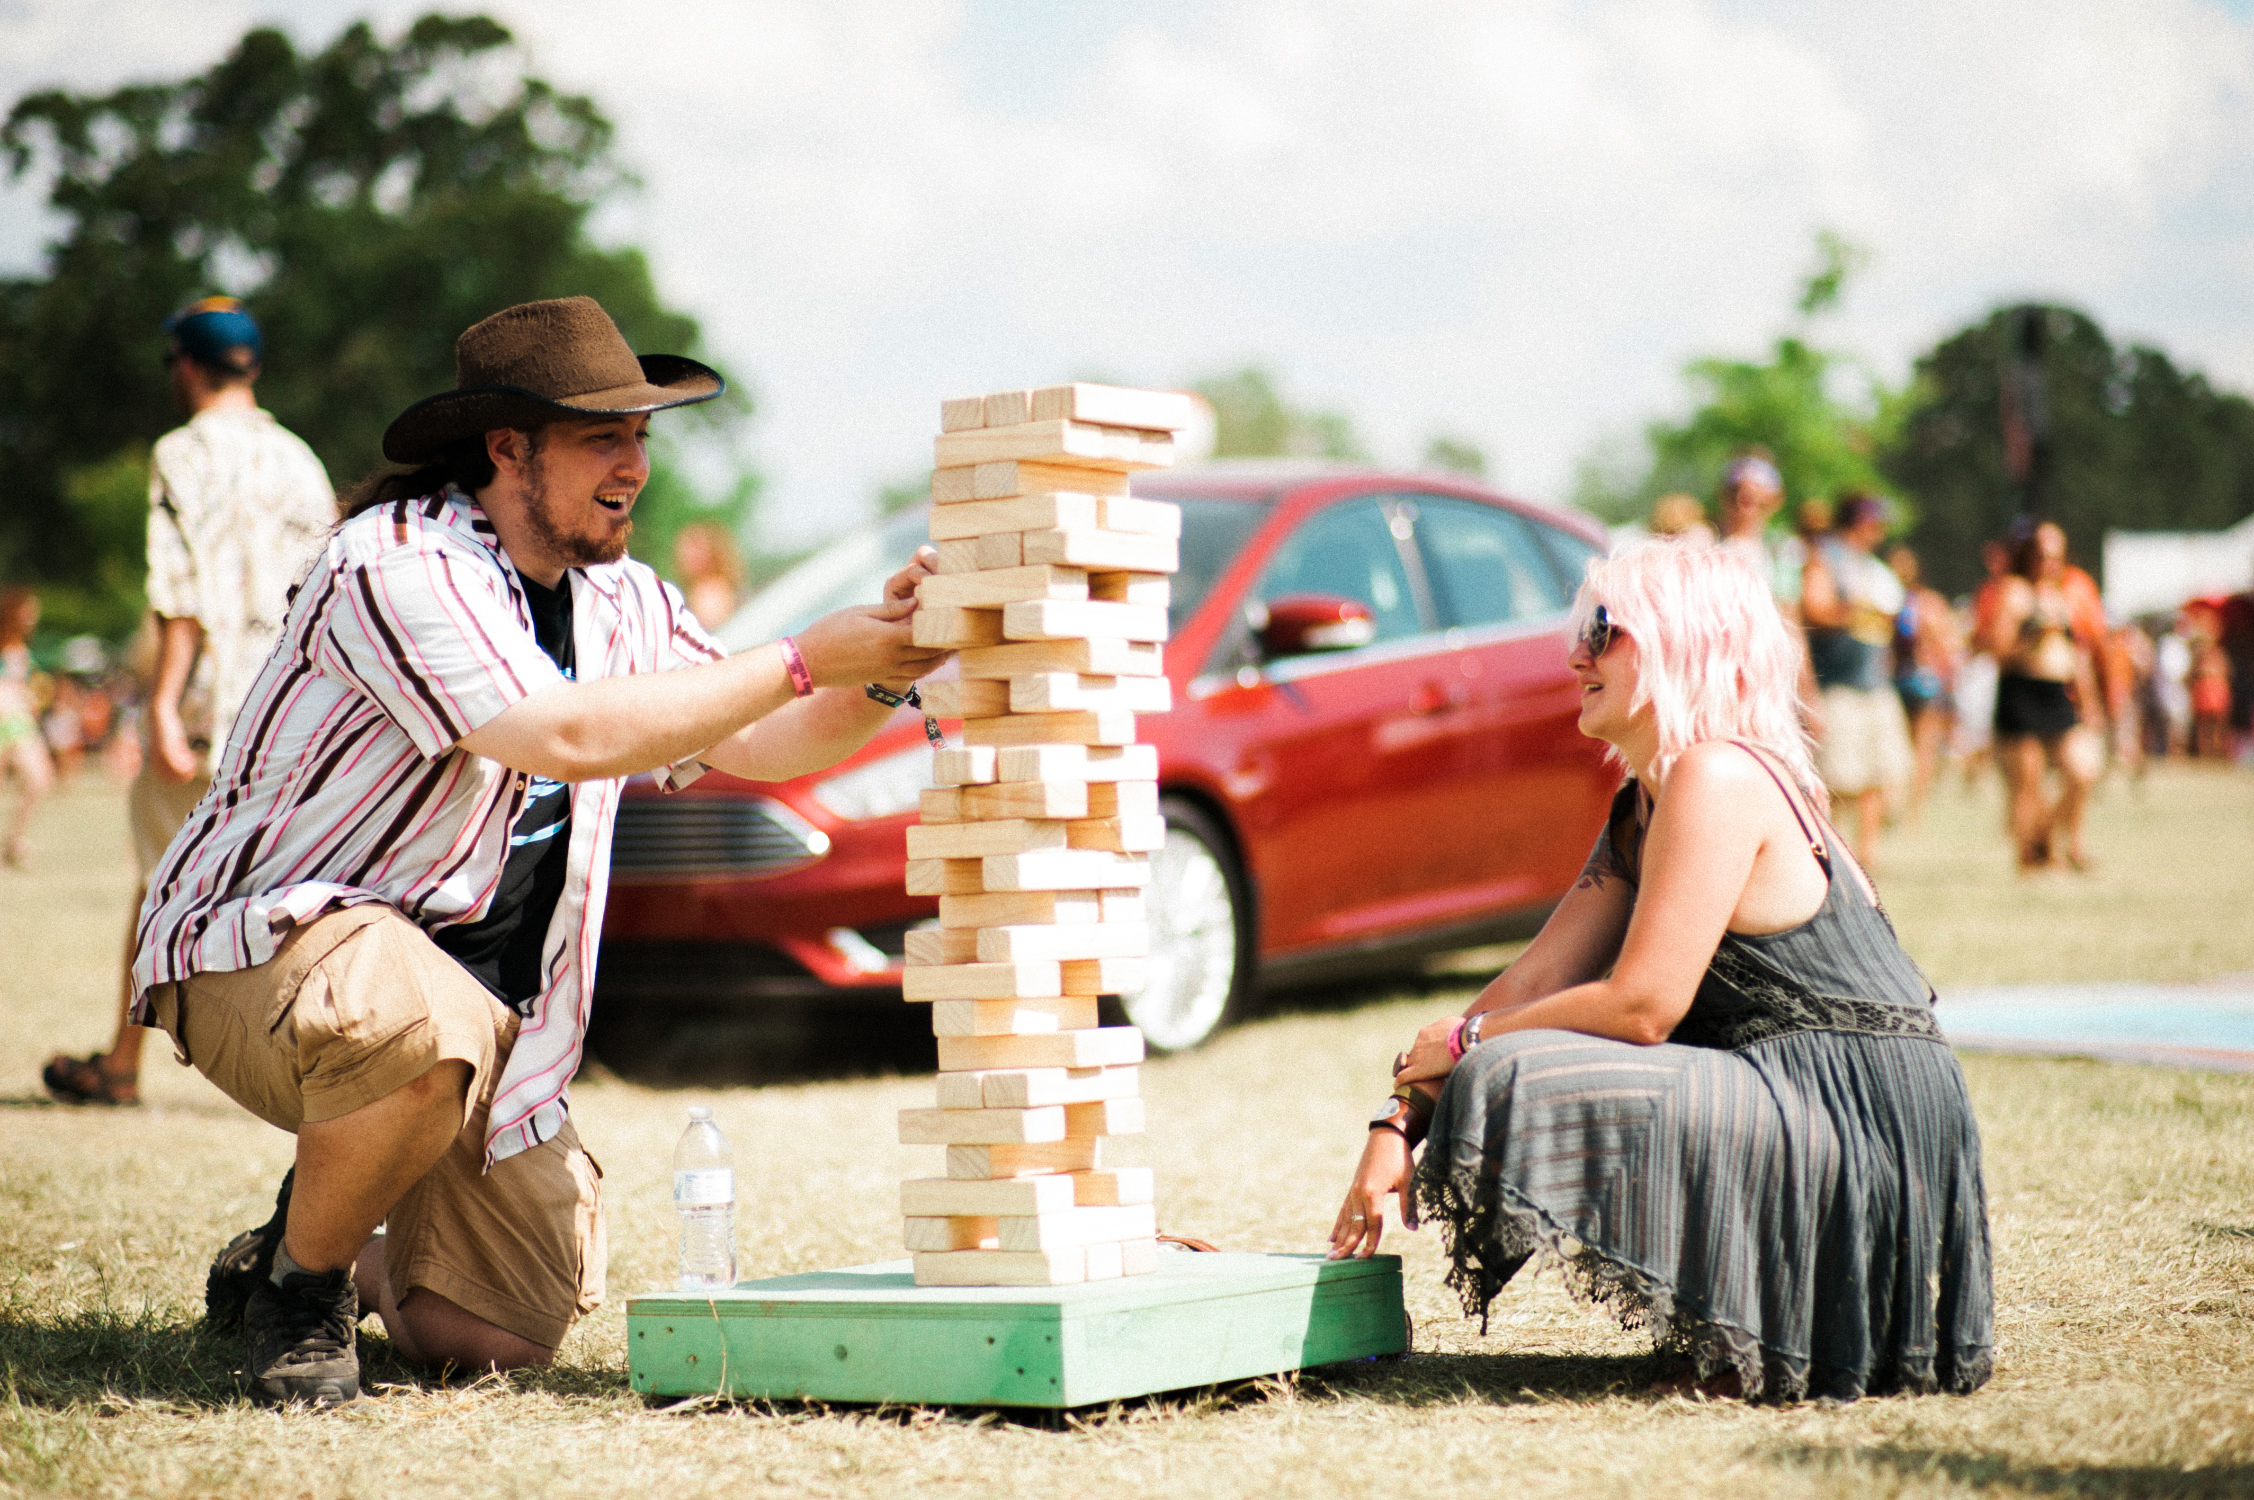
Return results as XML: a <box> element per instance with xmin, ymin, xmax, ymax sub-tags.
<box><xmin>1573</xmin><ymin>541</ymin><xmax>1823</xmax><ymax>804</ymax></box>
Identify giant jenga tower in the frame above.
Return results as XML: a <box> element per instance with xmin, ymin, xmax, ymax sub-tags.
<box><xmin>895</xmin><ymin>383</ymin><xmax>1196</xmax><ymax>1288</ymax></box>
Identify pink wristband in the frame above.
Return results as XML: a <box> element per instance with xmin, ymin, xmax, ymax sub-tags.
<box><xmin>779</xmin><ymin>636</ymin><xmax>815</xmax><ymax>698</ymax></box>
<box><xmin>1445</xmin><ymin>1016</ymin><xmax>1468</xmax><ymax>1063</ymax></box>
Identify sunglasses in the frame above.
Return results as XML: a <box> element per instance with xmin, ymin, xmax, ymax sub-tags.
<box><xmin>1578</xmin><ymin>604</ymin><xmax>1620</xmax><ymax>659</ymax></box>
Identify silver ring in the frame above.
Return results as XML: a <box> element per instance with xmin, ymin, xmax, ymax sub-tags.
<box><xmin>1351</xmin><ymin>1214</ymin><xmax>1366</xmax><ymax>1221</ymax></box>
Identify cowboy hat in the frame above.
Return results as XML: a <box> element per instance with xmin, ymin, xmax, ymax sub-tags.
<box><xmin>381</xmin><ymin>296</ymin><xmax>723</xmax><ymax>464</ymax></box>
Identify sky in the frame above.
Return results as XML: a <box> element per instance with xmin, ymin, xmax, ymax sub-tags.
<box><xmin>4</xmin><ymin>0</ymin><xmax>2252</xmax><ymax>548</ymax></box>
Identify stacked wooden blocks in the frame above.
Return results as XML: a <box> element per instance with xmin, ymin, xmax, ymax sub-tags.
<box><xmin>899</xmin><ymin>382</ymin><xmax>1197</xmax><ymax>1288</ymax></box>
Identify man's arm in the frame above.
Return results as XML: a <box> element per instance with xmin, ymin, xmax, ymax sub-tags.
<box><xmin>147</xmin><ymin>614</ymin><xmax>205</xmax><ymax>783</ymax></box>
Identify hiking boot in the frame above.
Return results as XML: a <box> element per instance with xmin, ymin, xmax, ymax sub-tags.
<box><xmin>242</xmin><ymin>1267</ymin><xmax>360</xmax><ymax>1408</ymax></box>
<box><xmin>205</xmin><ymin>1168</ymin><xmax>294</xmax><ymax>1336</ymax></box>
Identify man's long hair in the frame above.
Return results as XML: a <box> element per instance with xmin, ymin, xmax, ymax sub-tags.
<box><xmin>336</xmin><ymin>428</ymin><xmax>545</xmax><ymax>520</ymax></box>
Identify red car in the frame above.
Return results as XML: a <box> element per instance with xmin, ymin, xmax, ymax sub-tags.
<box><xmin>596</xmin><ymin>462</ymin><xmax>1617</xmax><ymax>1058</ymax></box>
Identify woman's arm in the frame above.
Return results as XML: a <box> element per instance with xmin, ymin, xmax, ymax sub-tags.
<box><xmin>1981</xmin><ymin>577</ymin><xmax>2033</xmax><ymax>659</ymax></box>
<box><xmin>1461</xmin><ymin>820</ymin><xmax>1638</xmax><ymax>1018</ymax></box>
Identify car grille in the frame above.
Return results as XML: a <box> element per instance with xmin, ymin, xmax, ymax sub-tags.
<box><xmin>608</xmin><ymin>795</ymin><xmax>831</xmax><ymax>882</ymax></box>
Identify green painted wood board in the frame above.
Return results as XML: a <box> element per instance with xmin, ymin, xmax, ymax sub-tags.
<box><xmin>627</xmin><ymin>1251</ymin><xmax>1405</xmax><ymax>1408</ymax></box>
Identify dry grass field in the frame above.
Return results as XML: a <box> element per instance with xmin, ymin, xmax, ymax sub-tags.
<box><xmin>1</xmin><ymin>763</ymin><xmax>2250</xmax><ymax>1499</ymax></box>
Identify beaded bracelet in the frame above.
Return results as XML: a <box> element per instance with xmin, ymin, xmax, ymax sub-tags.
<box><xmin>778</xmin><ymin>636</ymin><xmax>815</xmax><ymax>698</ymax></box>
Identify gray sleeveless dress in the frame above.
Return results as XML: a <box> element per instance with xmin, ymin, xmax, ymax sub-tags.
<box><xmin>1416</xmin><ymin>749</ymin><xmax>1994</xmax><ymax>1402</ymax></box>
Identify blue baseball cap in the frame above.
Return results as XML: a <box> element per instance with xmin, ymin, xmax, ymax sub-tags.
<box><xmin>164</xmin><ymin>296</ymin><xmax>262</xmax><ymax>371</ymax></box>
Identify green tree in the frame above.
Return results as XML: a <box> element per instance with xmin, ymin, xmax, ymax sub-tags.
<box><xmin>0</xmin><ymin>14</ymin><xmax>750</xmax><ymax>636</ymax></box>
<box><xmin>1882</xmin><ymin>305</ymin><xmax>2254</xmax><ymax>595</ymax></box>
<box><xmin>1575</xmin><ymin>233</ymin><xmax>1895</xmax><ymax>526</ymax></box>
<box><xmin>1193</xmin><ymin>367</ymin><xmax>1365</xmax><ymax>460</ymax></box>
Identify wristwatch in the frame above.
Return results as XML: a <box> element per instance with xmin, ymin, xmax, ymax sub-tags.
<box><xmin>1369</xmin><ymin>1095</ymin><xmax>1416</xmax><ymax>1134</ymax></box>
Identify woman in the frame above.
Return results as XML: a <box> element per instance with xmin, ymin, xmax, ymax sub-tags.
<box><xmin>1981</xmin><ymin>522</ymin><xmax>2101</xmax><ymax>871</ymax></box>
<box><xmin>1329</xmin><ymin>544</ymin><xmax>1992</xmax><ymax>1404</ymax></box>
<box><xmin>0</xmin><ymin>587</ymin><xmax>55</xmax><ymax>868</ymax></box>
<box><xmin>1887</xmin><ymin>544</ymin><xmax>1963</xmax><ymax>825</ymax></box>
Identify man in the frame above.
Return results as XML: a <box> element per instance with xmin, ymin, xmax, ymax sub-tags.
<box><xmin>1713</xmin><ymin>450</ymin><xmax>1799</xmax><ymax>613</ymax></box>
<box><xmin>130</xmin><ymin>297</ymin><xmax>947</xmax><ymax>1405</ymax></box>
<box><xmin>43</xmin><ymin>297</ymin><xmax>334</xmax><ymax>1106</ymax></box>
<box><xmin>1802</xmin><ymin>492</ymin><xmax>1915</xmax><ymax>869</ymax></box>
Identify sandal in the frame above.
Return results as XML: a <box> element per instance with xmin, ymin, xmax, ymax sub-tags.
<box><xmin>41</xmin><ymin>1053</ymin><xmax>139</xmax><ymax>1106</ymax></box>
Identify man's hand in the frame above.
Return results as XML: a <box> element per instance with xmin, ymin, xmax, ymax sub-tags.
<box><xmin>148</xmin><ymin>614</ymin><xmax>206</xmax><ymax>783</ymax></box>
<box><xmin>792</xmin><ymin>546</ymin><xmax>947</xmax><ymax>692</ymax></box>
<box><xmin>149</xmin><ymin>700</ymin><xmax>200</xmax><ymax>783</ymax></box>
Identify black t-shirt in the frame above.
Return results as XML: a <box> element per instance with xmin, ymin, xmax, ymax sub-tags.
<box><xmin>434</xmin><ymin>571</ymin><xmax>575</xmax><ymax>1013</ymax></box>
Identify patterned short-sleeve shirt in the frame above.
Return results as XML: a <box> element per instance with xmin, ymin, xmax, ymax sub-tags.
<box><xmin>132</xmin><ymin>487</ymin><xmax>725</xmax><ymax>1165</ymax></box>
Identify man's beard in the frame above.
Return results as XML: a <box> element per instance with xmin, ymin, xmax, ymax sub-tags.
<box><xmin>522</xmin><ymin>452</ymin><xmax>632</xmax><ymax>568</ymax></box>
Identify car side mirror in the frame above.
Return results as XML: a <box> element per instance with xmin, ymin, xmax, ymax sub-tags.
<box><xmin>1249</xmin><ymin>593</ymin><xmax>1377</xmax><ymax>658</ymax></box>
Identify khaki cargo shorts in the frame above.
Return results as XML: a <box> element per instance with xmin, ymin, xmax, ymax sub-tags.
<box><xmin>147</xmin><ymin>905</ymin><xmax>605</xmax><ymax>1350</ymax></box>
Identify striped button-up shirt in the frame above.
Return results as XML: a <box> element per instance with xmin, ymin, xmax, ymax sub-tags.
<box><xmin>132</xmin><ymin>487</ymin><xmax>723</xmax><ymax>1165</ymax></box>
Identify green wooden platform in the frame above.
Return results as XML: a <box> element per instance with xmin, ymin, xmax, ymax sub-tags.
<box><xmin>626</xmin><ymin>1251</ymin><xmax>1406</xmax><ymax>1409</ymax></box>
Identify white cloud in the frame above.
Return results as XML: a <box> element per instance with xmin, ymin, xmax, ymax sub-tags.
<box><xmin>3</xmin><ymin>0</ymin><xmax>2250</xmax><ymax>543</ymax></box>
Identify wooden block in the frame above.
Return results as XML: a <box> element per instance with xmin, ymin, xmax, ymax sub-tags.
<box><xmin>938</xmin><ymin>889</ymin><xmax>1100</xmax><ymax>929</ymax></box>
<box><xmin>996</xmin><ymin>743</ymin><xmax>1158</xmax><ymax>783</ymax></box>
<box><xmin>998</xmin><ymin>1203</ymin><xmax>1157</xmax><ymax>1252</ymax></box>
<box><xmin>1100</xmin><ymin>889</ymin><xmax>1147</xmax><ymax>923</ymax></box>
<box><xmin>931</xmin><ymin>465</ymin><xmax>979</xmax><ymax>503</ymax></box>
<box><xmin>927</xmin><ymin>492</ymin><xmax>1102</xmax><ymax>541</ymax></box>
<box><xmin>1090</xmin><ymin>573</ymin><xmax>1170</xmax><ymax>607</ymax></box>
<box><xmin>1063</xmin><ymin>956</ymin><xmax>1147</xmax><ymax>996</ymax></box>
<box><xmin>1067</xmin><ymin>815</ymin><xmax>1168</xmax><ymax>853</ymax></box>
<box><xmin>972</xmin><ymin>461</ymin><xmax>1131</xmax><ymax>500</ymax></box>
<box><xmin>903</xmin><ymin>1215</ymin><xmax>996</xmax><ymax>1251</ymax></box>
<box><xmin>918</xmin><ymin>565</ymin><xmax>1086</xmax><ymax>611</ymax></box>
<box><xmin>912</xmin><ymin>1247</ymin><xmax>1085</xmax><ymax>1287</ymax></box>
<box><xmin>931</xmin><ymin>745</ymin><xmax>997</xmax><ymax>786</ymax></box>
<box><xmin>1003</xmin><ymin>598</ymin><xmax>1169</xmax><ymax>643</ymax></box>
<box><xmin>1021</xmin><ymin>529</ymin><xmax>1180</xmax><ymax>574</ymax></box>
<box><xmin>933</xmin><ymin>1071</ymin><xmax>989</xmax><ymax>1110</ymax></box>
<box><xmin>935</xmin><ymin>421</ymin><xmax>1174</xmax><ymax>472</ymax></box>
<box><xmin>918</xmin><ymin>787</ymin><xmax>961</xmax><ymax>823</ymax></box>
<box><xmin>958</xmin><ymin>638</ymin><xmax>1164</xmax><ymax>679</ymax></box>
<box><xmin>978</xmin><ymin>1064</ymin><xmax>1140</xmax><ymax>1108</ymax></box>
<box><xmin>1029</xmin><ymin>383</ymin><xmax>1201</xmax><ymax>433</ymax></box>
<box><xmin>940</xmin><ymin>396</ymin><xmax>989</xmax><ymax>432</ymax></box>
<box><xmin>902</xmin><ymin>1173</ymin><xmax>1078</xmax><ymax>1216</ymax></box>
<box><xmin>904</xmin><ymin>818</ymin><xmax>1067</xmax><ymax>861</ymax></box>
<box><xmin>1087</xmin><ymin>782</ymin><xmax>1159</xmax><ymax>820</ymax></box>
<box><xmin>953</xmin><ymin>779</ymin><xmax>1088</xmax><ymax>821</ymax></box>
<box><xmin>901</xmin><ymin>960</ymin><xmax>1062</xmax><ymax>1001</ymax></box>
<box><xmin>933</xmin><ymin>537</ymin><xmax>982</xmax><ymax>574</ymax></box>
<box><xmin>1121</xmin><ymin>1237</ymin><xmax>1160</xmax><ymax>1276</ymax></box>
<box><xmin>917</xmin><ymin>678</ymin><xmax>1009</xmax><ymax>720</ymax></box>
<box><xmin>1009</xmin><ymin>673</ymin><xmax>1173</xmax><ymax>714</ymax></box>
<box><xmin>912</xmin><ymin>606</ymin><xmax>1005</xmax><ymax>649</ymax></box>
<box><xmin>1071</xmin><ymin>1166</ymin><xmax>1156</xmax><ymax>1206</ymax></box>
<box><xmin>904</xmin><ymin>858</ymin><xmax>986</xmax><ymax>896</ymax></box>
<box><xmin>972</xmin><ymin>531</ymin><xmax>1023</xmax><ymax>570</ymax></box>
<box><xmin>936</xmin><ymin>1027</ymin><xmax>1145</xmax><ymax>1072</ymax></box>
<box><xmin>946</xmin><ymin>1138</ymin><xmax>1102</xmax><ymax>1178</ymax></box>
<box><xmin>1099</xmin><ymin>494</ymin><xmax>1183</xmax><ymax>538</ymax></box>
<box><xmin>962</xmin><ymin>709</ymin><xmax>1135</xmax><ymax>747</ymax></box>
<box><xmin>930</xmin><ymin>996</ymin><xmax>1100</xmax><ymax>1036</ymax></box>
<box><xmin>899</xmin><ymin>1104</ymin><xmax>1067</xmax><ymax>1145</ymax></box>
<box><xmin>982</xmin><ymin>389</ymin><xmax>1033</xmax><ymax>427</ymax></box>
<box><xmin>1083</xmin><ymin>1240</ymin><xmax>1125</xmax><ymax>1281</ymax></box>
<box><xmin>978</xmin><ymin>922</ymin><xmax>1150</xmax><ymax>964</ymax></box>
<box><xmin>904</xmin><ymin>926</ymin><xmax>978</xmax><ymax>967</ymax></box>
<box><xmin>1064</xmin><ymin>1096</ymin><xmax>1147</xmax><ymax>1137</ymax></box>
<box><xmin>983</xmin><ymin>849</ymin><xmax>1150</xmax><ymax>892</ymax></box>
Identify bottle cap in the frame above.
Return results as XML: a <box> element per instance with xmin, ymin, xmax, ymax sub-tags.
<box><xmin>687</xmin><ymin>1105</ymin><xmax>712</xmax><ymax>1120</ymax></box>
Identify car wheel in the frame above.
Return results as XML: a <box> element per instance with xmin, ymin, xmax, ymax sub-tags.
<box><xmin>1120</xmin><ymin>797</ymin><xmax>1253</xmax><ymax>1052</ymax></box>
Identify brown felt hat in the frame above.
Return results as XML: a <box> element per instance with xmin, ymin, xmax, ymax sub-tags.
<box><xmin>381</xmin><ymin>296</ymin><xmax>724</xmax><ymax>464</ymax></box>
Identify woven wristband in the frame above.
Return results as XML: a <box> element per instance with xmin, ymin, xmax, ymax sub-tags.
<box><xmin>779</xmin><ymin>636</ymin><xmax>815</xmax><ymax>698</ymax></box>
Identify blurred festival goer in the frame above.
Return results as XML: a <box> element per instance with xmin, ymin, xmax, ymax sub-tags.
<box><xmin>2109</xmin><ymin>621</ymin><xmax>2153</xmax><ymax>779</ymax></box>
<box><xmin>2151</xmin><ymin>614</ymin><xmax>2193</xmax><ymax>755</ymax></box>
<box><xmin>0</xmin><ymin>588</ymin><xmax>55</xmax><ymax>868</ymax></box>
<box><xmin>1888</xmin><ymin>544</ymin><xmax>1962</xmax><ymax>824</ymax></box>
<box><xmin>1647</xmin><ymin>492</ymin><xmax>1716</xmax><ymax>545</ymax></box>
<box><xmin>1954</xmin><ymin>540</ymin><xmax>2012</xmax><ymax>785</ymax></box>
<box><xmin>671</xmin><ymin>519</ymin><xmax>745</xmax><ymax>631</ymax></box>
<box><xmin>2222</xmin><ymin>586</ymin><xmax>2254</xmax><ymax>761</ymax></box>
<box><xmin>41</xmin><ymin>297</ymin><xmax>333</xmax><ymax>1108</ymax></box>
<box><xmin>1802</xmin><ymin>493</ymin><xmax>1913</xmax><ymax>869</ymax></box>
<box><xmin>1982</xmin><ymin>521</ymin><xmax>2102</xmax><ymax>872</ymax></box>
<box><xmin>2186</xmin><ymin>603</ymin><xmax>2234</xmax><ymax>759</ymax></box>
<box><xmin>1714</xmin><ymin>451</ymin><xmax>1796</xmax><ymax>609</ymax></box>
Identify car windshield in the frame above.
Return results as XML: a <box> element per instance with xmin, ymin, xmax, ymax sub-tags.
<box><xmin>713</xmin><ymin>496</ymin><xmax>1270</xmax><ymax>653</ymax></box>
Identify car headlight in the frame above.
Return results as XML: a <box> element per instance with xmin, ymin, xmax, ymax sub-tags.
<box><xmin>809</xmin><ymin>744</ymin><xmax>932</xmax><ymax>822</ymax></box>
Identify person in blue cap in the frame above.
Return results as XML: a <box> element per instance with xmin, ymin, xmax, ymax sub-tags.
<box><xmin>41</xmin><ymin>296</ymin><xmax>336</xmax><ymax>1105</ymax></box>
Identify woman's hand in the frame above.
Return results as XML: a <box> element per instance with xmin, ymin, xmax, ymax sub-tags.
<box><xmin>1329</xmin><ymin>1127</ymin><xmax>1416</xmax><ymax>1259</ymax></box>
<box><xmin>1394</xmin><ymin>1015</ymin><xmax>1464</xmax><ymax>1088</ymax></box>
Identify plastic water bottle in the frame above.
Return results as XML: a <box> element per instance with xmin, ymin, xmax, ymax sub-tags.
<box><xmin>673</xmin><ymin>1105</ymin><xmax>736</xmax><ymax>1290</ymax></box>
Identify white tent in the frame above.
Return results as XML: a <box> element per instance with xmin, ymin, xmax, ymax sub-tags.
<box><xmin>2103</xmin><ymin>512</ymin><xmax>2254</xmax><ymax>618</ymax></box>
